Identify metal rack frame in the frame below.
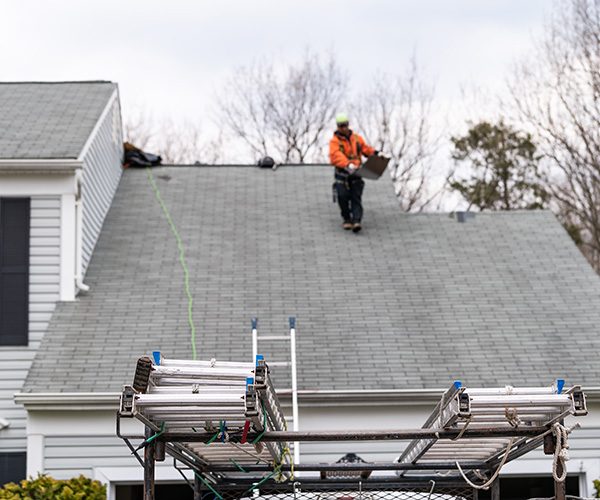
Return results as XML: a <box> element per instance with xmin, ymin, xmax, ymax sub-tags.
<box><xmin>118</xmin><ymin>357</ymin><xmax>588</xmax><ymax>500</ymax></box>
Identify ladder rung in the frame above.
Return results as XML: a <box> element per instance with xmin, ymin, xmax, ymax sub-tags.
<box><xmin>257</xmin><ymin>336</ymin><xmax>290</xmax><ymax>341</ymax></box>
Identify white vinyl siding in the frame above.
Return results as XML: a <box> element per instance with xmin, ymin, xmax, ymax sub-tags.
<box><xmin>0</xmin><ymin>196</ymin><xmax>60</xmax><ymax>451</ymax></box>
<box><xmin>29</xmin><ymin>406</ymin><xmax>600</xmax><ymax>498</ymax></box>
<box><xmin>44</xmin><ymin>436</ymin><xmax>143</xmax><ymax>479</ymax></box>
<box><xmin>81</xmin><ymin>94</ymin><xmax>123</xmax><ymax>275</ymax></box>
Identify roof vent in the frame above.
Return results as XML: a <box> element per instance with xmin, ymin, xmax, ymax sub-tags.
<box><xmin>450</xmin><ymin>211</ymin><xmax>476</xmax><ymax>223</ymax></box>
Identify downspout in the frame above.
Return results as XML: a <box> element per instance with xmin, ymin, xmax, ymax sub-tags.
<box><xmin>74</xmin><ymin>170</ymin><xmax>90</xmax><ymax>293</ymax></box>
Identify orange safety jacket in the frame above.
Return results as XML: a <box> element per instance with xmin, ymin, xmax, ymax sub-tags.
<box><xmin>329</xmin><ymin>130</ymin><xmax>376</xmax><ymax>169</ymax></box>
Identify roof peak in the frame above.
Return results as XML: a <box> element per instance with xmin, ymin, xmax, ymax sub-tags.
<box><xmin>0</xmin><ymin>80</ymin><xmax>115</xmax><ymax>85</ymax></box>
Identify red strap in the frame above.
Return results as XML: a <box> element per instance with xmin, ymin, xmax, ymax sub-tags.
<box><xmin>241</xmin><ymin>421</ymin><xmax>251</xmax><ymax>444</ymax></box>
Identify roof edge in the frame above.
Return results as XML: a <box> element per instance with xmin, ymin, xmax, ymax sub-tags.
<box><xmin>0</xmin><ymin>81</ymin><xmax>116</xmax><ymax>85</ymax></box>
<box><xmin>16</xmin><ymin>387</ymin><xmax>600</xmax><ymax>410</ymax></box>
<box><xmin>77</xmin><ymin>88</ymin><xmax>119</xmax><ymax>161</ymax></box>
<box><xmin>0</xmin><ymin>159</ymin><xmax>83</xmax><ymax>174</ymax></box>
<box><xmin>14</xmin><ymin>392</ymin><xmax>120</xmax><ymax>411</ymax></box>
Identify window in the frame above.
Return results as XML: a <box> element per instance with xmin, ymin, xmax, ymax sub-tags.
<box><xmin>478</xmin><ymin>475</ymin><xmax>579</xmax><ymax>500</ymax></box>
<box><xmin>0</xmin><ymin>198</ymin><xmax>30</xmax><ymax>346</ymax></box>
<box><xmin>0</xmin><ymin>452</ymin><xmax>26</xmax><ymax>485</ymax></box>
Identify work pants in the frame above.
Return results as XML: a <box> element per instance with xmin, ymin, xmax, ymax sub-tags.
<box><xmin>336</xmin><ymin>174</ymin><xmax>364</xmax><ymax>223</ymax></box>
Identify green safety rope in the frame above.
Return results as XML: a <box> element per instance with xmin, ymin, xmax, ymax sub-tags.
<box><xmin>248</xmin><ymin>465</ymin><xmax>283</xmax><ymax>493</ymax></box>
<box><xmin>193</xmin><ymin>471</ymin><xmax>223</xmax><ymax>499</ymax></box>
<box><xmin>229</xmin><ymin>458</ymin><xmax>248</xmax><ymax>473</ymax></box>
<box><xmin>146</xmin><ymin>167</ymin><xmax>197</xmax><ymax>360</ymax></box>
<box><xmin>250</xmin><ymin>404</ymin><xmax>268</xmax><ymax>444</ymax></box>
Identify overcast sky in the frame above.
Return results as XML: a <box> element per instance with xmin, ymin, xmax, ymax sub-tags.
<box><xmin>1</xmin><ymin>0</ymin><xmax>550</xmax><ymax>126</ymax></box>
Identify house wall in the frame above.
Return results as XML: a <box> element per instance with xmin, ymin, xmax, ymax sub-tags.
<box><xmin>0</xmin><ymin>91</ymin><xmax>123</xmax><ymax>457</ymax></box>
<box><xmin>26</xmin><ymin>409</ymin><xmax>190</xmax><ymax>500</ymax></box>
<box><xmin>0</xmin><ymin>195</ymin><xmax>61</xmax><ymax>452</ymax></box>
<box><xmin>23</xmin><ymin>401</ymin><xmax>600</xmax><ymax>500</ymax></box>
<box><xmin>300</xmin><ymin>402</ymin><xmax>600</xmax><ymax>498</ymax></box>
<box><xmin>80</xmin><ymin>93</ymin><xmax>123</xmax><ymax>275</ymax></box>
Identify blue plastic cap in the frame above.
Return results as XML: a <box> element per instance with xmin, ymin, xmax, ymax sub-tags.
<box><xmin>255</xmin><ymin>355</ymin><xmax>264</xmax><ymax>365</ymax></box>
<box><xmin>252</xmin><ymin>317</ymin><xmax>258</xmax><ymax>329</ymax></box>
<box><xmin>454</xmin><ymin>381</ymin><xmax>462</xmax><ymax>389</ymax></box>
<box><xmin>290</xmin><ymin>317</ymin><xmax>295</xmax><ymax>329</ymax></box>
<box><xmin>246</xmin><ymin>377</ymin><xmax>254</xmax><ymax>388</ymax></box>
<box><xmin>557</xmin><ymin>379</ymin><xmax>565</xmax><ymax>394</ymax></box>
<box><xmin>152</xmin><ymin>351</ymin><xmax>161</xmax><ymax>366</ymax></box>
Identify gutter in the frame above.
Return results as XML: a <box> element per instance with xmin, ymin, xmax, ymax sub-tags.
<box><xmin>14</xmin><ymin>392</ymin><xmax>120</xmax><ymax>411</ymax></box>
<box><xmin>15</xmin><ymin>387</ymin><xmax>600</xmax><ymax>410</ymax></box>
<box><xmin>0</xmin><ymin>159</ymin><xmax>83</xmax><ymax>174</ymax></box>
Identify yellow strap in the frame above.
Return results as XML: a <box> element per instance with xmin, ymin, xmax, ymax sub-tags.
<box><xmin>338</xmin><ymin>135</ymin><xmax>359</xmax><ymax>160</ymax></box>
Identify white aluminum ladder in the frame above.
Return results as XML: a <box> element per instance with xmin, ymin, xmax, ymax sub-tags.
<box><xmin>251</xmin><ymin>317</ymin><xmax>300</xmax><ymax>464</ymax></box>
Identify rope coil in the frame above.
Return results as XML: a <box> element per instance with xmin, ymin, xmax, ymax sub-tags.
<box><xmin>552</xmin><ymin>421</ymin><xmax>581</xmax><ymax>482</ymax></box>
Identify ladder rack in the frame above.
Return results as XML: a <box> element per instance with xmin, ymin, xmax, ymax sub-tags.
<box><xmin>119</xmin><ymin>352</ymin><xmax>292</xmax><ymax>477</ymax></box>
<box><xmin>395</xmin><ymin>380</ymin><xmax>587</xmax><ymax>479</ymax></box>
<box><xmin>117</xmin><ymin>354</ymin><xmax>588</xmax><ymax>500</ymax></box>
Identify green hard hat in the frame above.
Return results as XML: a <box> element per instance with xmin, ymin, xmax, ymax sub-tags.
<box><xmin>336</xmin><ymin>113</ymin><xmax>349</xmax><ymax>124</ymax></box>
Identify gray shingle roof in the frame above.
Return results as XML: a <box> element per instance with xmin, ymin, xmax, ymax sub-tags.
<box><xmin>22</xmin><ymin>165</ymin><xmax>600</xmax><ymax>393</ymax></box>
<box><xmin>0</xmin><ymin>82</ymin><xmax>117</xmax><ymax>159</ymax></box>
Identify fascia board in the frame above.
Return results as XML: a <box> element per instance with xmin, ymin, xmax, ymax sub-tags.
<box><xmin>77</xmin><ymin>88</ymin><xmax>119</xmax><ymax>162</ymax></box>
<box><xmin>0</xmin><ymin>159</ymin><xmax>83</xmax><ymax>174</ymax></box>
<box><xmin>15</xmin><ymin>386</ymin><xmax>600</xmax><ymax>410</ymax></box>
<box><xmin>0</xmin><ymin>172</ymin><xmax>79</xmax><ymax>196</ymax></box>
<box><xmin>14</xmin><ymin>392</ymin><xmax>120</xmax><ymax>411</ymax></box>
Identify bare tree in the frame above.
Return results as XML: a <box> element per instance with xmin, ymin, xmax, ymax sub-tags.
<box><xmin>352</xmin><ymin>57</ymin><xmax>442</xmax><ymax>212</ymax></box>
<box><xmin>509</xmin><ymin>0</ymin><xmax>600</xmax><ymax>271</ymax></box>
<box><xmin>124</xmin><ymin>109</ymin><xmax>223</xmax><ymax>164</ymax></box>
<box><xmin>123</xmin><ymin>108</ymin><xmax>154</xmax><ymax>152</ymax></box>
<box><xmin>215</xmin><ymin>51</ymin><xmax>346</xmax><ymax>163</ymax></box>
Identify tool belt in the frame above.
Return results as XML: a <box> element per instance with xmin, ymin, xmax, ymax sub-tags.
<box><xmin>332</xmin><ymin>169</ymin><xmax>361</xmax><ymax>202</ymax></box>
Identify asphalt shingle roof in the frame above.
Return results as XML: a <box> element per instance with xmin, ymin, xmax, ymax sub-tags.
<box><xmin>22</xmin><ymin>165</ymin><xmax>600</xmax><ymax>393</ymax></box>
<box><xmin>0</xmin><ymin>81</ymin><xmax>117</xmax><ymax>159</ymax></box>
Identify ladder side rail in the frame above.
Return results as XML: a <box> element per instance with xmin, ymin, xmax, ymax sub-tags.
<box><xmin>465</xmin><ymin>387</ymin><xmax>557</xmax><ymax>396</ymax></box>
<box><xmin>421</xmin><ymin>384</ymin><xmax>464</xmax><ymax>429</ymax></box>
<box><xmin>134</xmin><ymin>394</ymin><xmax>247</xmax><ymax>406</ymax></box>
<box><xmin>151</xmin><ymin>366</ymin><xmax>255</xmax><ymax>380</ymax></box>
<box><xmin>148</xmin><ymin>385</ymin><xmax>246</xmax><ymax>394</ymax></box>
<box><xmin>397</xmin><ymin>385</ymin><xmax>462</xmax><ymax>469</ymax></box>
<box><xmin>252</xmin><ymin>318</ymin><xmax>258</xmax><ymax>363</ymax></box>
<box><xmin>152</xmin><ymin>378</ymin><xmax>247</xmax><ymax>387</ymax></box>
<box><xmin>256</xmin><ymin>385</ymin><xmax>287</xmax><ymax>432</ymax></box>
<box><xmin>290</xmin><ymin>318</ymin><xmax>300</xmax><ymax>465</ymax></box>
<box><xmin>160</xmin><ymin>359</ymin><xmax>256</xmax><ymax>369</ymax></box>
<box><xmin>256</xmin><ymin>361</ymin><xmax>291</xmax><ymax>433</ymax></box>
<box><xmin>468</xmin><ymin>395</ymin><xmax>574</xmax><ymax>407</ymax></box>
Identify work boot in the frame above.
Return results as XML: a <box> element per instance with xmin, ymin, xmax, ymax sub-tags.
<box><xmin>343</xmin><ymin>221</ymin><xmax>352</xmax><ymax>230</ymax></box>
<box><xmin>352</xmin><ymin>222</ymin><xmax>362</xmax><ymax>233</ymax></box>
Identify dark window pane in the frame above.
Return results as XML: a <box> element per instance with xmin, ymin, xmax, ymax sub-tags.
<box><xmin>0</xmin><ymin>198</ymin><xmax>30</xmax><ymax>346</ymax></box>
<box><xmin>478</xmin><ymin>475</ymin><xmax>579</xmax><ymax>500</ymax></box>
<box><xmin>0</xmin><ymin>452</ymin><xmax>26</xmax><ymax>487</ymax></box>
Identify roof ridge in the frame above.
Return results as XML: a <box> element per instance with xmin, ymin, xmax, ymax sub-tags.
<box><xmin>0</xmin><ymin>80</ymin><xmax>115</xmax><ymax>85</ymax></box>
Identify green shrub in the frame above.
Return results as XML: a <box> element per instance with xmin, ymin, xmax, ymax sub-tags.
<box><xmin>594</xmin><ymin>478</ymin><xmax>600</xmax><ymax>498</ymax></box>
<box><xmin>0</xmin><ymin>474</ymin><xmax>106</xmax><ymax>500</ymax></box>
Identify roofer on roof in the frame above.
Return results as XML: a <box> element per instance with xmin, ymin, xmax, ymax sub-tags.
<box><xmin>329</xmin><ymin>113</ymin><xmax>385</xmax><ymax>232</ymax></box>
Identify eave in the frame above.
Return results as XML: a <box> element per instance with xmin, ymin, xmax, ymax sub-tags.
<box><xmin>14</xmin><ymin>386</ymin><xmax>600</xmax><ymax>411</ymax></box>
<box><xmin>0</xmin><ymin>159</ymin><xmax>83</xmax><ymax>174</ymax></box>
